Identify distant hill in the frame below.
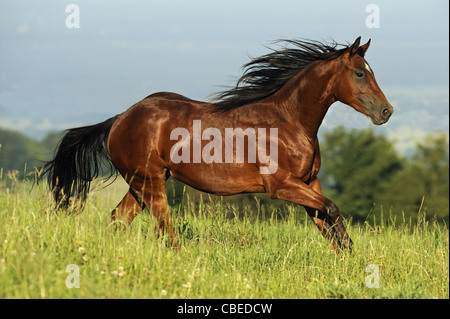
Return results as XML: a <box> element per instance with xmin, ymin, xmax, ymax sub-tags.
<box><xmin>0</xmin><ymin>128</ymin><xmax>62</xmax><ymax>179</ymax></box>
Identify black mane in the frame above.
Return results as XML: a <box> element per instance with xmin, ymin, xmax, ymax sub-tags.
<box><xmin>211</xmin><ymin>39</ymin><xmax>349</xmax><ymax>112</ymax></box>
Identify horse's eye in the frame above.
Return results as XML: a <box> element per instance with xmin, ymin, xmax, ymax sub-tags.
<box><xmin>355</xmin><ymin>72</ymin><xmax>364</xmax><ymax>78</ymax></box>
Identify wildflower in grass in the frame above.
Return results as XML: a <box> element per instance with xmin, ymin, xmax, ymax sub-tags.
<box><xmin>161</xmin><ymin>289</ymin><xmax>167</xmax><ymax>296</ymax></box>
<box><xmin>111</xmin><ymin>266</ymin><xmax>125</xmax><ymax>277</ymax></box>
<box><xmin>182</xmin><ymin>282</ymin><xmax>191</xmax><ymax>289</ymax></box>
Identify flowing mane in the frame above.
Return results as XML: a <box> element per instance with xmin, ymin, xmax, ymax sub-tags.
<box><xmin>211</xmin><ymin>39</ymin><xmax>351</xmax><ymax>112</ymax></box>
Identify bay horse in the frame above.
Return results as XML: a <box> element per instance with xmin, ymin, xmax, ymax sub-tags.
<box><xmin>42</xmin><ymin>37</ymin><xmax>393</xmax><ymax>253</ymax></box>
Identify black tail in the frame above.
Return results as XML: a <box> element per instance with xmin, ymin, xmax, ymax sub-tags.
<box><xmin>41</xmin><ymin>116</ymin><xmax>118</xmax><ymax>209</ymax></box>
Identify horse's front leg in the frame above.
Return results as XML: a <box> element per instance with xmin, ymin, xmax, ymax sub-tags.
<box><xmin>303</xmin><ymin>178</ymin><xmax>353</xmax><ymax>254</ymax></box>
<box><xmin>263</xmin><ymin>175</ymin><xmax>353</xmax><ymax>254</ymax></box>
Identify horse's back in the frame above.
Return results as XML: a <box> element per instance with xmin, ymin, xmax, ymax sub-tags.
<box><xmin>143</xmin><ymin>91</ymin><xmax>208</xmax><ymax>106</ymax></box>
<box><xmin>108</xmin><ymin>92</ymin><xmax>207</xmax><ymax>174</ymax></box>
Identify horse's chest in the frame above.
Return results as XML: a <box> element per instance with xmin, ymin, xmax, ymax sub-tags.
<box><xmin>285</xmin><ymin>143</ymin><xmax>318</xmax><ymax>183</ymax></box>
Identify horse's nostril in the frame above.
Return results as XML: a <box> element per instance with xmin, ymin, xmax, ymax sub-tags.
<box><xmin>382</xmin><ymin>107</ymin><xmax>391</xmax><ymax>118</ymax></box>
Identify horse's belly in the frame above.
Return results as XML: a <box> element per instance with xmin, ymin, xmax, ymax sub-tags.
<box><xmin>169</xmin><ymin>163</ymin><xmax>265</xmax><ymax>195</ymax></box>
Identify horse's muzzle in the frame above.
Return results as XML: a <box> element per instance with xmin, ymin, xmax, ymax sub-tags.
<box><xmin>371</xmin><ymin>104</ymin><xmax>393</xmax><ymax>125</ymax></box>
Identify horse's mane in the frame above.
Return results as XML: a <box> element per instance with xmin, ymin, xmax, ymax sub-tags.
<box><xmin>211</xmin><ymin>39</ymin><xmax>350</xmax><ymax>112</ymax></box>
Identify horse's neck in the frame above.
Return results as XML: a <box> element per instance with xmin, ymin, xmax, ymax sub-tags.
<box><xmin>263</xmin><ymin>61</ymin><xmax>337</xmax><ymax>138</ymax></box>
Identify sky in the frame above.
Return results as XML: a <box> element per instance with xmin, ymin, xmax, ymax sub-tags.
<box><xmin>0</xmin><ymin>0</ymin><xmax>449</xmax><ymax>154</ymax></box>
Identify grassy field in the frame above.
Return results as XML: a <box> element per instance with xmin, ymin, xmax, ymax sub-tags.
<box><xmin>0</xmin><ymin>174</ymin><xmax>448</xmax><ymax>299</ymax></box>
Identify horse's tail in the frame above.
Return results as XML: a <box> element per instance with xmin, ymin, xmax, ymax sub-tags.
<box><xmin>41</xmin><ymin>116</ymin><xmax>118</xmax><ymax>209</ymax></box>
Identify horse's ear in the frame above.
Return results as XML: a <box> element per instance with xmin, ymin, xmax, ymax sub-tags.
<box><xmin>348</xmin><ymin>36</ymin><xmax>361</xmax><ymax>56</ymax></box>
<box><xmin>358</xmin><ymin>39</ymin><xmax>371</xmax><ymax>57</ymax></box>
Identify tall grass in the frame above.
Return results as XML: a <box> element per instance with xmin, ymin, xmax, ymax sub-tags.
<box><xmin>0</xmin><ymin>175</ymin><xmax>448</xmax><ymax>299</ymax></box>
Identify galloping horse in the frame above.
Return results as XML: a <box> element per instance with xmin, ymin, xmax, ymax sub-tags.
<box><xmin>42</xmin><ymin>37</ymin><xmax>393</xmax><ymax>253</ymax></box>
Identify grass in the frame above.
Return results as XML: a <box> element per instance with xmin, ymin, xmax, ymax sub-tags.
<box><xmin>0</xmin><ymin>175</ymin><xmax>448</xmax><ymax>299</ymax></box>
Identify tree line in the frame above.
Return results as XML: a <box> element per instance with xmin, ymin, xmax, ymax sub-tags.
<box><xmin>0</xmin><ymin>129</ymin><xmax>62</xmax><ymax>180</ymax></box>
<box><xmin>319</xmin><ymin>127</ymin><xmax>448</xmax><ymax>224</ymax></box>
<box><xmin>1</xmin><ymin>126</ymin><xmax>448</xmax><ymax>224</ymax></box>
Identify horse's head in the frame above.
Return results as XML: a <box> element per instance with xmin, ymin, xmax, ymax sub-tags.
<box><xmin>333</xmin><ymin>37</ymin><xmax>393</xmax><ymax>125</ymax></box>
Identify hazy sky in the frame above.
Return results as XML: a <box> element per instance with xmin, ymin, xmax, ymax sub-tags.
<box><xmin>0</xmin><ymin>0</ymin><xmax>448</xmax><ymax>153</ymax></box>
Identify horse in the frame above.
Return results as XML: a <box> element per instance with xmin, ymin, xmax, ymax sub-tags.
<box><xmin>41</xmin><ymin>37</ymin><xmax>393</xmax><ymax>254</ymax></box>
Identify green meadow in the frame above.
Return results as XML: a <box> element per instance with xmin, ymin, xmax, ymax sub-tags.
<box><xmin>0</xmin><ymin>176</ymin><xmax>448</xmax><ymax>299</ymax></box>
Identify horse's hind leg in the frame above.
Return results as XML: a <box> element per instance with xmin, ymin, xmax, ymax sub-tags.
<box><xmin>111</xmin><ymin>188</ymin><xmax>144</xmax><ymax>229</ymax></box>
<box><xmin>137</xmin><ymin>174</ymin><xmax>178</xmax><ymax>248</ymax></box>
